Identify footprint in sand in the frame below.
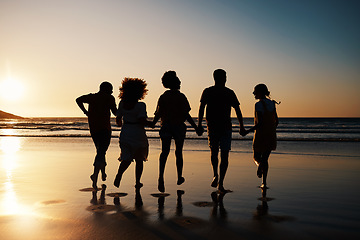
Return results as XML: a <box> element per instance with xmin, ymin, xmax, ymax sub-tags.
<box><xmin>151</xmin><ymin>193</ymin><xmax>170</xmax><ymax>197</ymax></box>
<box><xmin>106</xmin><ymin>193</ymin><xmax>128</xmax><ymax>198</ymax></box>
<box><xmin>37</xmin><ymin>200</ymin><xmax>66</xmax><ymax>206</ymax></box>
<box><xmin>79</xmin><ymin>187</ymin><xmax>104</xmax><ymax>192</ymax></box>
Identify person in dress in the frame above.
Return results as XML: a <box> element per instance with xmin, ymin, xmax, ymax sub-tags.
<box><xmin>114</xmin><ymin>78</ymin><xmax>152</xmax><ymax>189</ymax></box>
<box><xmin>76</xmin><ymin>82</ymin><xmax>117</xmax><ymax>190</ymax></box>
<box><xmin>242</xmin><ymin>83</ymin><xmax>279</xmax><ymax>189</ymax></box>
<box><xmin>152</xmin><ymin>71</ymin><xmax>199</xmax><ymax>193</ymax></box>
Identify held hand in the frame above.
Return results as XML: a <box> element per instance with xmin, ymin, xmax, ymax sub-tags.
<box><xmin>196</xmin><ymin>126</ymin><xmax>204</xmax><ymax>136</ymax></box>
<box><xmin>149</xmin><ymin>121</ymin><xmax>156</xmax><ymax>129</ymax></box>
<box><xmin>239</xmin><ymin>128</ymin><xmax>247</xmax><ymax>137</ymax></box>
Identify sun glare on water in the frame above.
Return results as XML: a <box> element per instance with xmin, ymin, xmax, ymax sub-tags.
<box><xmin>0</xmin><ymin>77</ymin><xmax>25</xmax><ymax>101</ymax></box>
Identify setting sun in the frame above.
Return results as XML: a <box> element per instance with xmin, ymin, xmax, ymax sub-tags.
<box><xmin>0</xmin><ymin>78</ymin><xmax>25</xmax><ymax>101</ymax></box>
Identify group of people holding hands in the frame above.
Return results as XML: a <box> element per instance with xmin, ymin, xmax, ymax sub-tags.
<box><xmin>76</xmin><ymin>69</ymin><xmax>278</xmax><ymax>194</ymax></box>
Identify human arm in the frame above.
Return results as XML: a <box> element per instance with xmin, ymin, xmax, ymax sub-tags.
<box><xmin>76</xmin><ymin>95</ymin><xmax>89</xmax><ymax>116</ymax></box>
<box><xmin>151</xmin><ymin>113</ymin><xmax>160</xmax><ymax>129</ymax></box>
<box><xmin>186</xmin><ymin>113</ymin><xmax>202</xmax><ymax>135</ymax></box>
<box><xmin>243</xmin><ymin>110</ymin><xmax>263</xmax><ymax>136</ymax></box>
<box><xmin>197</xmin><ymin>102</ymin><xmax>206</xmax><ymax>136</ymax></box>
<box><xmin>110</xmin><ymin>96</ymin><xmax>117</xmax><ymax>116</ymax></box>
<box><xmin>234</xmin><ymin>104</ymin><xmax>246</xmax><ymax>136</ymax></box>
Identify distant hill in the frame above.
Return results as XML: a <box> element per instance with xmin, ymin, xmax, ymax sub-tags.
<box><xmin>0</xmin><ymin>110</ymin><xmax>24</xmax><ymax>119</ymax></box>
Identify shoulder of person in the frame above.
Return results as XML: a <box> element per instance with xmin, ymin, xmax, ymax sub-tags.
<box><xmin>137</xmin><ymin>101</ymin><xmax>147</xmax><ymax>108</ymax></box>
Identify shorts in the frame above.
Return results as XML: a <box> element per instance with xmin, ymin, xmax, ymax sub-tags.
<box><xmin>208</xmin><ymin>129</ymin><xmax>232</xmax><ymax>151</ymax></box>
<box><xmin>90</xmin><ymin>130</ymin><xmax>112</xmax><ymax>167</ymax></box>
<box><xmin>159</xmin><ymin>123</ymin><xmax>186</xmax><ymax>141</ymax></box>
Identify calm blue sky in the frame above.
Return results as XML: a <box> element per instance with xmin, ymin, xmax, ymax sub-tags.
<box><xmin>1</xmin><ymin>0</ymin><xmax>359</xmax><ymax>117</ymax></box>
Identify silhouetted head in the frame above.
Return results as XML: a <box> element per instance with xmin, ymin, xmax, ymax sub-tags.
<box><xmin>161</xmin><ymin>71</ymin><xmax>181</xmax><ymax>90</ymax></box>
<box><xmin>119</xmin><ymin>78</ymin><xmax>148</xmax><ymax>102</ymax></box>
<box><xmin>99</xmin><ymin>81</ymin><xmax>113</xmax><ymax>94</ymax></box>
<box><xmin>213</xmin><ymin>69</ymin><xmax>226</xmax><ymax>86</ymax></box>
<box><xmin>253</xmin><ymin>83</ymin><xmax>270</xmax><ymax>99</ymax></box>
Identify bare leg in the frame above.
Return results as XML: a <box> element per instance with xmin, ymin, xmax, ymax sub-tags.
<box><xmin>114</xmin><ymin>161</ymin><xmax>131</xmax><ymax>188</ymax></box>
<box><xmin>158</xmin><ymin>137</ymin><xmax>171</xmax><ymax>192</ymax></box>
<box><xmin>261</xmin><ymin>151</ymin><xmax>271</xmax><ymax>188</ymax></box>
<box><xmin>100</xmin><ymin>166</ymin><xmax>107</xmax><ymax>181</ymax></box>
<box><xmin>174</xmin><ymin>137</ymin><xmax>185</xmax><ymax>185</ymax></box>
<box><xmin>91</xmin><ymin>166</ymin><xmax>100</xmax><ymax>190</ymax></box>
<box><xmin>135</xmin><ymin>159</ymin><xmax>144</xmax><ymax>189</ymax></box>
<box><xmin>210</xmin><ymin>147</ymin><xmax>219</xmax><ymax>187</ymax></box>
<box><xmin>218</xmin><ymin>150</ymin><xmax>229</xmax><ymax>192</ymax></box>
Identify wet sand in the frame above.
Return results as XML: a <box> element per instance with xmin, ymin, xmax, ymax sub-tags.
<box><xmin>0</xmin><ymin>137</ymin><xmax>360</xmax><ymax>239</ymax></box>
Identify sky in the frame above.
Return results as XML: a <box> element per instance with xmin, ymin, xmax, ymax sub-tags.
<box><xmin>1</xmin><ymin>0</ymin><xmax>359</xmax><ymax>118</ymax></box>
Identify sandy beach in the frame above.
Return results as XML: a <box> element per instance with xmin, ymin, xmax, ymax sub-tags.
<box><xmin>0</xmin><ymin>136</ymin><xmax>359</xmax><ymax>240</ymax></box>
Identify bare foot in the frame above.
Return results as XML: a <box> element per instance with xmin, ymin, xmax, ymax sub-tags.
<box><xmin>114</xmin><ymin>174</ymin><xmax>121</xmax><ymax>188</ymax></box>
<box><xmin>158</xmin><ymin>178</ymin><xmax>165</xmax><ymax>193</ymax></box>
<box><xmin>90</xmin><ymin>175</ymin><xmax>98</xmax><ymax>190</ymax></box>
<box><xmin>177</xmin><ymin>177</ymin><xmax>185</xmax><ymax>185</ymax></box>
<box><xmin>211</xmin><ymin>175</ymin><xmax>218</xmax><ymax>188</ymax></box>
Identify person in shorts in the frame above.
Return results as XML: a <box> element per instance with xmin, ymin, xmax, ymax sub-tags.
<box><xmin>76</xmin><ymin>82</ymin><xmax>117</xmax><ymax>190</ymax></box>
<box><xmin>152</xmin><ymin>71</ymin><xmax>199</xmax><ymax>193</ymax></box>
<box><xmin>197</xmin><ymin>69</ymin><xmax>245</xmax><ymax>193</ymax></box>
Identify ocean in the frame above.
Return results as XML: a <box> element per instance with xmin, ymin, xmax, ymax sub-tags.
<box><xmin>0</xmin><ymin>117</ymin><xmax>359</xmax><ymax>142</ymax></box>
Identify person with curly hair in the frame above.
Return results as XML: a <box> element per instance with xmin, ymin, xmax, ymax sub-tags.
<box><xmin>152</xmin><ymin>71</ymin><xmax>200</xmax><ymax>193</ymax></box>
<box><xmin>114</xmin><ymin>78</ymin><xmax>152</xmax><ymax>189</ymax></box>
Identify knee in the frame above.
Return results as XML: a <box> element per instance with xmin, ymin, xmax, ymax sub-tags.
<box><xmin>160</xmin><ymin>150</ymin><xmax>170</xmax><ymax>158</ymax></box>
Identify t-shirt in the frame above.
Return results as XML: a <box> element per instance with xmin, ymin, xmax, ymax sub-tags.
<box><xmin>200</xmin><ymin>86</ymin><xmax>240</xmax><ymax>131</ymax></box>
<box><xmin>154</xmin><ymin>90</ymin><xmax>191</xmax><ymax>125</ymax></box>
<box><xmin>81</xmin><ymin>92</ymin><xmax>116</xmax><ymax>133</ymax></box>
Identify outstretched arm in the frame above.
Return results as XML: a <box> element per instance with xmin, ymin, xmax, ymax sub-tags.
<box><xmin>76</xmin><ymin>96</ymin><xmax>88</xmax><ymax>116</ymax></box>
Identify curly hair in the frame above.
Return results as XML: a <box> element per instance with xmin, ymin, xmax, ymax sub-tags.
<box><xmin>119</xmin><ymin>78</ymin><xmax>148</xmax><ymax>101</ymax></box>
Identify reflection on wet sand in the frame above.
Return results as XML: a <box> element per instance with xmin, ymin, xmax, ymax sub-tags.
<box><xmin>0</xmin><ymin>137</ymin><xmax>34</xmax><ymax>216</ymax></box>
<box><xmin>254</xmin><ymin>187</ymin><xmax>295</xmax><ymax>223</ymax></box>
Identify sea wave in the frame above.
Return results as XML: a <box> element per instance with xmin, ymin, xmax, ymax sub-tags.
<box><xmin>1</xmin><ymin>117</ymin><xmax>360</xmax><ymax>142</ymax></box>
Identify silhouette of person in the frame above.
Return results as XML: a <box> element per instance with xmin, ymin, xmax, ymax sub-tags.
<box><xmin>76</xmin><ymin>82</ymin><xmax>117</xmax><ymax>190</ymax></box>
<box><xmin>152</xmin><ymin>71</ymin><xmax>200</xmax><ymax>193</ymax></box>
<box><xmin>114</xmin><ymin>78</ymin><xmax>152</xmax><ymax>190</ymax></box>
<box><xmin>198</xmin><ymin>69</ymin><xmax>245</xmax><ymax>193</ymax></box>
<box><xmin>242</xmin><ymin>84</ymin><xmax>279</xmax><ymax>189</ymax></box>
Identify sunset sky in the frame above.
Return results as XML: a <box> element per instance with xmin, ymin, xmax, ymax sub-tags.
<box><xmin>1</xmin><ymin>0</ymin><xmax>359</xmax><ymax>118</ymax></box>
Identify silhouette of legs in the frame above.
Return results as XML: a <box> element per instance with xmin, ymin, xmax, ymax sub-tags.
<box><xmin>174</xmin><ymin>137</ymin><xmax>185</xmax><ymax>185</ymax></box>
<box><xmin>158</xmin><ymin>137</ymin><xmax>171</xmax><ymax>192</ymax></box>
<box><xmin>210</xmin><ymin>147</ymin><xmax>219</xmax><ymax>187</ymax></box>
<box><xmin>261</xmin><ymin>151</ymin><xmax>271</xmax><ymax>188</ymax></box>
<box><xmin>114</xmin><ymin>161</ymin><xmax>131</xmax><ymax>188</ymax></box>
<box><xmin>210</xmin><ymin>147</ymin><xmax>229</xmax><ymax>192</ymax></box>
<box><xmin>91</xmin><ymin>130</ymin><xmax>111</xmax><ymax>188</ymax></box>
<box><xmin>135</xmin><ymin>159</ymin><xmax>143</xmax><ymax>189</ymax></box>
<box><xmin>254</xmin><ymin>151</ymin><xmax>271</xmax><ymax>188</ymax></box>
<box><xmin>218</xmin><ymin>150</ymin><xmax>229</xmax><ymax>191</ymax></box>
<box><xmin>90</xmin><ymin>168</ymin><xmax>99</xmax><ymax>190</ymax></box>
